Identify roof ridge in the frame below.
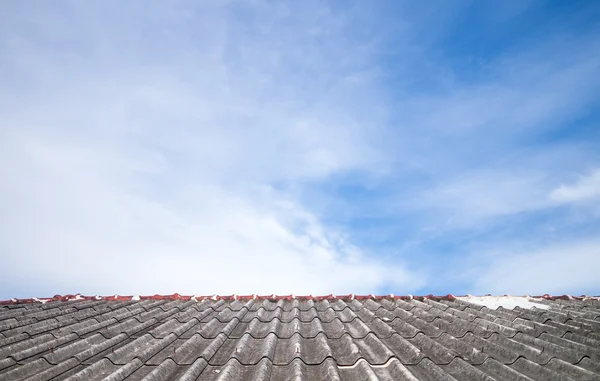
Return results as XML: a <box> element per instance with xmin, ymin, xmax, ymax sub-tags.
<box><xmin>2</xmin><ymin>293</ymin><xmax>599</xmax><ymax>305</ymax></box>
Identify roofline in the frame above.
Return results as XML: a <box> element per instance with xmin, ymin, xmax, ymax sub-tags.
<box><xmin>2</xmin><ymin>293</ymin><xmax>599</xmax><ymax>305</ymax></box>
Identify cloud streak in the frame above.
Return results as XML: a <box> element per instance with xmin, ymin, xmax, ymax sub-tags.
<box><xmin>550</xmin><ymin>169</ymin><xmax>600</xmax><ymax>203</ymax></box>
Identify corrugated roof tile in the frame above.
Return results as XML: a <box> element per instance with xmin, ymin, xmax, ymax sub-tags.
<box><xmin>0</xmin><ymin>294</ymin><xmax>599</xmax><ymax>380</ymax></box>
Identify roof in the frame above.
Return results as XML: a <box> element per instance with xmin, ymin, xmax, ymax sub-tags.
<box><xmin>1</xmin><ymin>294</ymin><xmax>599</xmax><ymax>380</ymax></box>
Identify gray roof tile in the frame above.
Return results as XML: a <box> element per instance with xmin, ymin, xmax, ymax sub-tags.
<box><xmin>1</xmin><ymin>295</ymin><xmax>599</xmax><ymax>380</ymax></box>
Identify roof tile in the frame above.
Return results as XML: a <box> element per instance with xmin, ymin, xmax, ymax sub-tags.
<box><xmin>0</xmin><ymin>294</ymin><xmax>599</xmax><ymax>380</ymax></box>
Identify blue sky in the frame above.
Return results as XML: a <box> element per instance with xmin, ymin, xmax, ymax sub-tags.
<box><xmin>1</xmin><ymin>1</ymin><xmax>599</xmax><ymax>299</ymax></box>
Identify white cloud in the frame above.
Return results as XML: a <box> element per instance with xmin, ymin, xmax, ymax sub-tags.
<box><xmin>0</xmin><ymin>110</ymin><xmax>423</xmax><ymax>297</ymax></box>
<box><xmin>411</xmin><ymin>169</ymin><xmax>551</xmax><ymax>226</ymax></box>
<box><xmin>550</xmin><ymin>169</ymin><xmax>600</xmax><ymax>203</ymax></box>
<box><xmin>0</xmin><ymin>2</ymin><xmax>422</xmax><ymax>298</ymax></box>
<box><xmin>473</xmin><ymin>239</ymin><xmax>600</xmax><ymax>295</ymax></box>
<box><xmin>1</xmin><ymin>2</ymin><xmax>599</xmax><ymax>298</ymax></box>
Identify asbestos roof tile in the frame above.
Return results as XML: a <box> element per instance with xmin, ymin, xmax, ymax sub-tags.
<box><xmin>62</xmin><ymin>358</ymin><xmax>120</xmax><ymax>381</ymax></box>
<box><xmin>578</xmin><ymin>357</ymin><xmax>600</xmax><ymax>375</ymax></box>
<box><xmin>386</xmin><ymin>317</ymin><xmax>423</xmax><ymax>338</ymax></box>
<box><xmin>404</xmin><ymin>315</ymin><xmax>446</xmax><ymax>337</ymax></box>
<box><xmin>235</xmin><ymin>317</ymin><xmax>281</xmax><ymax>339</ymax></box>
<box><xmin>475</xmin><ymin>358</ymin><xmax>535</xmax><ymax>381</ymax></box>
<box><xmin>407</xmin><ymin>332</ymin><xmax>460</xmax><ymax>364</ymax></box>
<box><xmin>43</xmin><ymin>333</ymin><xmax>106</xmax><ymax>364</ymax></box>
<box><xmin>129</xmin><ymin>360</ymin><xmax>190</xmax><ymax>381</ymax></box>
<box><xmin>340</xmin><ymin>358</ymin><xmax>415</xmax><ymax>381</ymax></box>
<box><xmin>25</xmin><ymin>357</ymin><xmax>80</xmax><ymax>381</ymax></box>
<box><xmin>0</xmin><ymin>332</ymin><xmax>32</xmax><ymax>351</ymax></box>
<box><xmin>484</xmin><ymin>332</ymin><xmax>551</xmax><ymax>364</ymax></box>
<box><xmin>10</xmin><ymin>333</ymin><xmax>79</xmax><ymax>362</ymax></box>
<box><xmin>324</xmin><ymin>299</ymin><xmax>347</xmax><ymax>311</ymax></box>
<box><xmin>0</xmin><ymin>357</ymin><xmax>16</xmax><ymax>372</ymax></box>
<box><xmin>0</xmin><ymin>295</ymin><xmax>599</xmax><ymax>380</ymax></box>
<box><xmin>274</xmin><ymin>332</ymin><xmax>327</xmax><ymax>364</ymax></box>
<box><xmin>210</xmin><ymin>333</ymin><xmax>278</xmax><ymax>366</ymax></box>
<box><xmin>199</xmin><ymin>357</ymin><xmax>272</xmax><ymax>381</ymax></box>
<box><xmin>405</xmin><ymin>358</ymin><xmax>460</xmax><ymax>380</ymax></box>
<box><xmin>147</xmin><ymin>337</ymin><xmax>204</xmax><ymax>365</ymax></box>
<box><xmin>0</xmin><ymin>333</ymin><xmax>56</xmax><ymax>360</ymax></box>
<box><xmin>439</xmin><ymin>357</ymin><xmax>498</xmax><ymax>380</ymax></box>
<box><xmin>510</xmin><ymin>357</ymin><xmax>578</xmax><ymax>381</ymax></box>
<box><xmin>105</xmin><ymin>334</ymin><xmax>163</xmax><ymax>364</ymax></box>
<box><xmin>544</xmin><ymin>358</ymin><xmax>600</xmax><ymax>381</ymax></box>
<box><xmin>0</xmin><ymin>358</ymin><xmax>53</xmax><ymax>380</ymax></box>
<box><xmin>72</xmin><ymin>333</ymin><xmax>129</xmax><ymax>362</ymax></box>
<box><xmin>379</xmin><ymin>334</ymin><xmax>423</xmax><ymax>364</ymax></box>
<box><xmin>270</xmin><ymin>358</ymin><xmax>342</xmax><ymax>380</ymax></box>
<box><xmin>511</xmin><ymin>331</ymin><xmax>590</xmax><ymax>363</ymax></box>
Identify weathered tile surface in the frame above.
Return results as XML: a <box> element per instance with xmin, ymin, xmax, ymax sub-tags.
<box><xmin>1</xmin><ymin>295</ymin><xmax>599</xmax><ymax>380</ymax></box>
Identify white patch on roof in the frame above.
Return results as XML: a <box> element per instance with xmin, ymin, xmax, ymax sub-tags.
<box><xmin>458</xmin><ymin>296</ymin><xmax>550</xmax><ymax>310</ymax></box>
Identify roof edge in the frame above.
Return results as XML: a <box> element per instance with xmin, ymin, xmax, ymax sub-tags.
<box><xmin>1</xmin><ymin>293</ymin><xmax>599</xmax><ymax>305</ymax></box>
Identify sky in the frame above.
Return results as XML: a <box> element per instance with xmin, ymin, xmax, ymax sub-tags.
<box><xmin>1</xmin><ymin>1</ymin><xmax>599</xmax><ymax>299</ymax></box>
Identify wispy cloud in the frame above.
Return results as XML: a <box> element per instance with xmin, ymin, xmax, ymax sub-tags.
<box><xmin>1</xmin><ymin>1</ymin><xmax>599</xmax><ymax>298</ymax></box>
<box><xmin>550</xmin><ymin>168</ymin><xmax>600</xmax><ymax>203</ymax></box>
<box><xmin>473</xmin><ymin>239</ymin><xmax>600</xmax><ymax>295</ymax></box>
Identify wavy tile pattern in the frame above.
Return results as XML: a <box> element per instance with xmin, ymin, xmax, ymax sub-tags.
<box><xmin>1</xmin><ymin>296</ymin><xmax>599</xmax><ymax>380</ymax></box>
